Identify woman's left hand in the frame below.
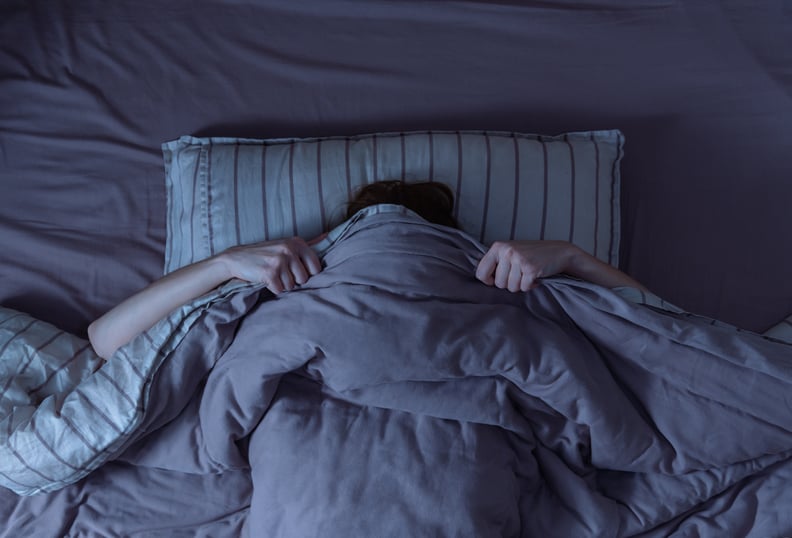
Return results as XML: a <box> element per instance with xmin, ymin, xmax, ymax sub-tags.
<box><xmin>475</xmin><ymin>240</ymin><xmax>578</xmax><ymax>292</ymax></box>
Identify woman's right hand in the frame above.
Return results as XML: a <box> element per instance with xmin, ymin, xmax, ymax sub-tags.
<box><xmin>218</xmin><ymin>237</ymin><xmax>323</xmax><ymax>294</ymax></box>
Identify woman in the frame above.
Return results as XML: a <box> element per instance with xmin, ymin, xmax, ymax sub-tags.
<box><xmin>88</xmin><ymin>180</ymin><xmax>647</xmax><ymax>359</ymax></box>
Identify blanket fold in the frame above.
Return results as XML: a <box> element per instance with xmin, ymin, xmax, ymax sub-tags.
<box><xmin>2</xmin><ymin>205</ymin><xmax>791</xmax><ymax>537</ymax></box>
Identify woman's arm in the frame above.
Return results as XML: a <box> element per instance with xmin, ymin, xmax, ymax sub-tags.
<box><xmin>88</xmin><ymin>237</ymin><xmax>322</xmax><ymax>360</ymax></box>
<box><xmin>475</xmin><ymin>240</ymin><xmax>648</xmax><ymax>293</ymax></box>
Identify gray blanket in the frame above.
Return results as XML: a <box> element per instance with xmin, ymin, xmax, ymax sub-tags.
<box><xmin>3</xmin><ymin>210</ymin><xmax>792</xmax><ymax>537</ymax></box>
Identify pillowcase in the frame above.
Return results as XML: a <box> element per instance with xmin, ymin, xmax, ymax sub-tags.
<box><xmin>0</xmin><ymin>308</ymin><xmax>103</xmax><ymax>422</ymax></box>
<box><xmin>0</xmin><ymin>306</ymin><xmax>105</xmax><ymax>494</ymax></box>
<box><xmin>161</xmin><ymin>129</ymin><xmax>624</xmax><ymax>274</ymax></box>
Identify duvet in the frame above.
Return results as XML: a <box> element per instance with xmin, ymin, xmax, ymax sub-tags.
<box><xmin>2</xmin><ymin>207</ymin><xmax>792</xmax><ymax>537</ymax></box>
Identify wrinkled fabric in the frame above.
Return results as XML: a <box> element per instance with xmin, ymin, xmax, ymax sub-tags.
<box><xmin>3</xmin><ymin>210</ymin><xmax>792</xmax><ymax>537</ymax></box>
<box><xmin>224</xmin><ymin>211</ymin><xmax>792</xmax><ymax>536</ymax></box>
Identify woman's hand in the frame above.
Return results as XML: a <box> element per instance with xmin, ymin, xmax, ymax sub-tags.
<box><xmin>475</xmin><ymin>239</ymin><xmax>648</xmax><ymax>293</ymax></box>
<box><xmin>475</xmin><ymin>240</ymin><xmax>578</xmax><ymax>292</ymax></box>
<box><xmin>218</xmin><ymin>237</ymin><xmax>323</xmax><ymax>294</ymax></box>
<box><xmin>89</xmin><ymin>235</ymin><xmax>324</xmax><ymax>359</ymax></box>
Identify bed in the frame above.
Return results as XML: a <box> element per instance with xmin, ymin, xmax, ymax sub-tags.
<box><xmin>2</xmin><ymin>1</ymin><xmax>792</xmax><ymax>536</ymax></box>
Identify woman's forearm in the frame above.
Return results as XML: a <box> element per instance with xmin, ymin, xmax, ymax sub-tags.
<box><xmin>88</xmin><ymin>256</ymin><xmax>232</xmax><ymax>359</ymax></box>
<box><xmin>88</xmin><ymin>236</ymin><xmax>323</xmax><ymax>360</ymax></box>
<box><xmin>565</xmin><ymin>247</ymin><xmax>649</xmax><ymax>292</ymax></box>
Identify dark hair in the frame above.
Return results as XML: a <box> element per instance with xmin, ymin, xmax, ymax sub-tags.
<box><xmin>345</xmin><ymin>180</ymin><xmax>458</xmax><ymax>229</ymax></box>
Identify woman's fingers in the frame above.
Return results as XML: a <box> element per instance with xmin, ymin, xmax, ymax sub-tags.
<box><xmin>478</xmin><ymin>241</ymin><xmax>555</xmax><ymax>293</ymax></box>
<box><xmin>278</xmin><ymin>269</ymin><xmax>295</xmax><ymax>292</ymax></box>
<box><xmin>287</xmin><ymin>243</ymin><xmax>322</xmax><ymax>288</ymax></box>
<box><xmin>289</xmin><ymin>257</ymin><xmax>310</xmax><ymax>286</ymax></box>
<box><xmin>272</xmin><ymin>238</ymin><xmax>327</xmax><ymax>293</ymax></box>
<box><xmin>475</xmin><ymin>250</ymin><xmax>498</xmax><ymax>285</ymax></box>
<box><xmin>507</xmin><ymin>263</ymin><xmax>523</xmax><ymax>292</ymax></box>
<box><xmin>223</xmin><ymin>237</ymin><xmax>326</xmax><ymax>294</ymax></box>
<box><xmin>301</xmin><ymin>248</ymin><xmax>323</xmax><ymax>277</ymax></box>
<box><xmin>267</xmin><ymin>274</ymin><xmax>285</xmax><ymax>294</ymax></box>
<box><xmin>493</xmin><ymin>252</ymin><xmax>512</xmax><ymax>289</ymax></box>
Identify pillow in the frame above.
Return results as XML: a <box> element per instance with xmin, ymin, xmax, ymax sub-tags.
<box><xmin>0</xmin><ymin>280</ymin><xmax>257</xmax><ymax>495</ymax></box>
<box><xmin>0</xmin><ymin>306</ymin><xmax>105</xmax><ymax>494</ymax></box>
<box><xmin>162</xmin><ymin>129</ymin><xmax>624</xmax><ymax>274</ymax></box>
<box><xmin>0</xmin><ymin>307</ymin><xmax>103</xmax><ymax>422</ymax></box>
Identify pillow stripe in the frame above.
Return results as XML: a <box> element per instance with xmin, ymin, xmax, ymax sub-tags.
<box><xmin>261</xmin><ymin>145</ymin><xmax>269</xmax><ymax>239</ymax></box>
<box><xmin>75</xmin><ymin>389</ymin><xmax>124</xmax><ymax>435</ymax></box>
<box><xmin>344</xmin><ymin>138</ymin><xmax>352</xmax><ymax>203</ymax></box>
<box><xmin>187</xmin><ymin>147</ymin><xmax>201</xmax><ymax>268</ymax></box>
<box><xmin>206</xmin><ymin>143</ymin><xmax>216</xmax><ymax>256</ymax></box>
<box><xmin>165</xmin><ymin>180</ymin><xmax>175</xmax><ymax>273</ymax></box>
<box><xmin>162</xmin><ymin>129</ymin><xmax>625</xmax><ymax>273</ymax></box>
<box><xmin>0</xmin><ymin>420</ymin><xmax>34</xmax><ymax>489</ymax></box>
<box><xmin>0</xmin><ymin>319</ymin><xmax>39</xmax><ymax>396</ymax></box>
<box><xmin>289</xmin><ymin>143</ymin><xmax>297</xmax><ymax>236</ymax></box>
<box><xmin>96</xmin><ymin>369</ymin><xmax>136</xmax><ymax>409</ymax></box>
<box><xmin>454</xmin><ymin>131</ymin><xmax>463</xmax><ymax>223</ymax></box>
<box><xmin>0</xmin><ymin>313</ymin><xmax>25</xmax><ymax>327</ymax></box>
<box><xmin>428</xmin><ymin>132</ymin><xmax>435</xmax><ymax>182</ymax></box>
<box><xmin>27</xmin><ymin>343</ymin><xmax>93</xmax><ymax>395</ymax></box>
<box><xmin>608</xmin><ymin>140</ymin><xmax>622</xmax><ymax>265</ymax></box>
<box><xmin>566</xmin><ymin>137</ymin><xmax>576</xmax><ymax>244</ymax></box>
<box><xmin>510</xmin><ymin>134</ymin><xmax>520</xmax><ymax>241</ymax></box>
<box><xmin>539</xmin><ymin>139</ymin><xmax>549</xmax><ymax>240</ymax></box>
<box><xmin>119</xmin><ymin>348</ymin><xmax>146</xmax><ymax>381</ymax></box>
<box><xmin>61</xmin><ymin>411</ymin><xmax>101</xmax><ymax>452</ymax></box>
<box><xmin>592</xmin><ymin>134</ymin><xmax>601</xmax><ymax>260</ymax></box>
<box><xmin>0</xmin><ymin>329</ymin><xmax>66</xmax><ymax>401</ymax></box>
<box><xmin>0</xmin><ymin>318</ymin><xmax>37</xmax><ymax>356</ymax></box>
<box><xmin>400</xmin><ymin>132</ymin><xmax>406</xmax><ymax>181</ymax></box>
<box><xmin>480</xmin><ymin>133</ymin><xmax>492</xmax><ymax>243</ymax></box>
<box><xmin>316</xmin><ymin>140</ymin><xmax>326</xmax><ymax>229</ymax></box>
<box><xmin>9</xmin><ymin>443</ymin><xmax>55</xmax><ymax>482</ymax></box>
<box><xmin>1</xmin><ymin>464</ymin><xmax>35</xmax><ymax>489</ymax></box>
<box><xmin>141</xmin><ymin>330</ymin><xmax>164</xmax><ymax>354</ymax></box>
<box><xmin>372</xmin><ymin>133</ymin><xmax>379</xmax><ymax>182</ymax></box>
<box><xmin>32</xmin><ymin>426</ymin><xmax>82</xmax><ymax>472</ymax></box>
<box><xmin>233</xmin><ymin>143</ymin><xmax>242</xmax><ymax>246</ymax></box>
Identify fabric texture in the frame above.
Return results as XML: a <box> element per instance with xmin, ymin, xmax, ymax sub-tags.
<box><xmin>0</xmin><ymin>286</ymin><xmax>259</xmax><ymax>496</ymax></box>
<box><xmin>161</xmin><ymin>130</ymin><xmax>624</xmax><ymax>273</ymax></box>
<box><xmin>2</xmin><ymin>206</ymin><xmax>792</xmax><ymax>537</ymax></box>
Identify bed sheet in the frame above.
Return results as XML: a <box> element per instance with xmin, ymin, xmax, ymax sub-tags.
<box><xmin>1</xmin><ymin>0</ymin><xmax>791</xmax><ymax>337</ymax></box>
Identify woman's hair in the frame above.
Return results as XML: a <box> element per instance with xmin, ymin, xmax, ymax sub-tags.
<box><xmin>345</xmin><ymin>180</ymin><xmax>459</xmax><ymax>229</ymax></box>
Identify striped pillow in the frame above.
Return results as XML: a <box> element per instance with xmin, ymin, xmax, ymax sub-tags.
<box><xmin>0</xmin><ymin>307</ymin><xmax>105</xmax><ymax>494</ymax></box>
<box><xmin>162</xmin><ymin>130</ymin><xmax>625</xmax><ymax>274</ymax></box>
<box><xmin>0</xmin><ymin>280</ymin><xmax>259</xmax><ymax>495</ymax></box>
<box><xmin>0</xmin><ymin>308</ymin><xmax>103</xmax><ymax>423</ymax></box>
